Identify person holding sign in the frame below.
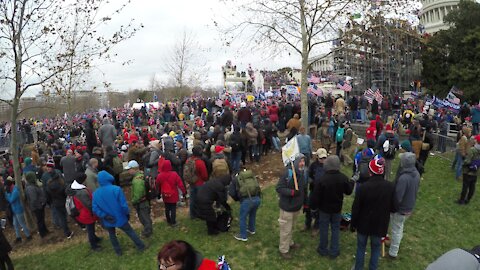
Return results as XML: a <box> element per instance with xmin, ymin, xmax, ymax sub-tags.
<box><xmin>276</xmin><ymin>154</ymin><xmax>308</xmax><ymax>260</ymax></box>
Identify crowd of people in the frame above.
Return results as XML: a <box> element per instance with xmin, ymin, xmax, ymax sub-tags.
<box><xmin>0</xmin><ymin>92</ymin><xmax>479</xmax><ymax>270</ymax></box>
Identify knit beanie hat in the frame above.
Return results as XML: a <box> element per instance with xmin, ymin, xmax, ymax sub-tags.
<box><xmin>475</xmin><ymin>135</ymin><xmax>480</xmax><ymax>144</ymax></box>
<box><xmin>46</xmin><ymin>158</ymin><xmax>55</xmax><ymax>168</ymax></box>
<box><xmin>25</xmin><ymin>157</ymin><xmax>32</xmax><ymax>166</ymax></box>
<box><xmin>324</xmin><ymin>155</ymin><xmax>341</xmax><ymax>171</ymax></box>
<box><xmin>369</xmin><ymin>156</ymin><xmax>385</xmax><ymax>175</ymax></box>
<box><xmin>400</xmin><ymin>140</ymin><xmax>412</xmax><ymax>152</ymax></box>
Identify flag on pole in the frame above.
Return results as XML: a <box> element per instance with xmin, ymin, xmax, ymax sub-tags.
<box><xmin>337</xmin><ymin>81</ymin><xmax>352</xmax><ymax>92</ymax></box>
<box><xmin>308</xmin><ymin>83</ymin><xmax>323</xmax><ymax>97</ymax></box>
<box><xmin>450</xmin><ymin>86</ymin><xmax>463</xmax><ymax>96</ymax></box>
<box><xmin>446</xmin><ymin>91</ymin><xmax>460</xmax><ymax>104</ymax></box>
<box><xmin>374</xmin><ymin>89</ymin><xmax>383</xmax><ymax>103</ymax></box>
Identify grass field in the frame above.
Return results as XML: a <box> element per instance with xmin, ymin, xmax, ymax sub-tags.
<box><xmin>12</xmin><ymin>153</ymin><xmax>480</xmax><ymax>270</ymax></box>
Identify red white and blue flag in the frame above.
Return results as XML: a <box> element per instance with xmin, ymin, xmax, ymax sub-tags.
<box><xmin>337</xmin><ymin>81</ymin><xmax>352</xmax><ymax>92</ymax></box>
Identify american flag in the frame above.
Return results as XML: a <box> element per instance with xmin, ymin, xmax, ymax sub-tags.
<box><xmin>446</xmin><ymin>91</ymin><xmax>460</xmax><ymax>104</ymax></box>
<box><xmin>337</xmin><ymin>81</ymin><xmax>352</xmax><ymax>92</ymax></box>
<box><xmin>308</xmin><ymin>83</ymin><xmax>323</xmax><ymax>96</ymax></box>
<box><xmin>364</xmin><ymin>89</ymin><xmax>383</xmax><ymax>104</ymax></box>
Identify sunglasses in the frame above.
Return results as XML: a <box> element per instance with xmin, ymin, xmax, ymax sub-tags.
<box><xmin>158</xmin><ymin>262</ymin><xmax>176</xmax><ymax>270</ymax></box>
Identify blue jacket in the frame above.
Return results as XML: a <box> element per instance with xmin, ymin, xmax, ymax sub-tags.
<box><xmin>296</xmin><ymin>134</ymin><xmax>312</xmax><ymax>155</ymax></box>
<box><xmin>471</xmin><ymin>107</ymin><xmax>480</xmax><ymax>124</ymax></box>
<box><xmin>5</xmin><ymin>185</ymin><xmax>24</xmax><ymax>214</ymax></box>
<box><xmin>92</xmin><ymin>171</ymin><xmax>129</xmax><ymax>228</ymax></box>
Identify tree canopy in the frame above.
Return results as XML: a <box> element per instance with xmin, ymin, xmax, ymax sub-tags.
<box><xmin>421</xmin><ymin>0</ymin><xmax>480</xmax><ymax>102</ymax></box>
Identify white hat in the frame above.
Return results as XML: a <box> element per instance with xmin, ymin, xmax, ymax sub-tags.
<box><xmin>240</xmin><ymin>102</ymin><xmax>246</xmax><ymax>108</ymax></box>
<box><xmin>383</xmin><ymin>140</ymin><xmax>390</xmax><ymax>152</ymax></box>
<box><xmin>121</xmin><ymin>145</ymin><xmax>128</xmax><ymax>151</ymax></box>
<box><xmin>312</xmin><ymin>148</ymin><xmax>328</xmax><ymax>158</ymax></box>
<box><xmin>124</xmin><ymin>160</ymin><xmax>139</xmax><ymax>170</ymax></box>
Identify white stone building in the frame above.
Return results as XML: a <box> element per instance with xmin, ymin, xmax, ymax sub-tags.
<box><xmin>419</xmin><ymin>0</ymin><xmax>464</xmax><ymax>34</ymax></box>
<box><xmin>309</xmin><ymin>53</ymin><xmax>334</xmax><ymax>72</ymax></box>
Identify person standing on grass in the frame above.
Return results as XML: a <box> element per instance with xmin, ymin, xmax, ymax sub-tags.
<box><xmin>126</xmin><ymin>160</ymin><xmax>153</xmax><ymax>237</ymax></box>
<box><xmin>0</xmin><ymin>227</ymin><xmax>13</xmax><ymax>270</ymax></box>
<box><xmin>457</xmin><ymin>135</ymin><xmax>480</xmax><ymax>205</ymax></box>
<box><xmin>229</xmin><ymin>168</ymin><xmax>261</xmax><ymax>242</ymax></box>
<box><xmin>276</xmin><ymin>154</ymin><xmax>308</xmax><ymax>260</ymax></box>
<box><xmin>4</xmin><ymin>176</ymin><xmax>32</xmax><ymax>243</ymax></box>
<box><xmin>305</xmin><ymin>148</ymin><xmax>328</xmax><ymax>235</ymax></box>
<box><xmin>24</xmin><ymin>172</ymin><xmax>49</xmax><ymax>238</ymax></box>
<box><xmin>309</xmin><ymin>155</ymin><xmax>354</xmax><ymax>259</ymax></box>
<box><xmin>69</xmin><ymin>174</ymin><xmax>102</xmax><ymax>251</ymax></box>
<box><xmin>388</xmin><ymin>152</ymin><xmax>420</xmax><ymax>259</ymax></box>
<box><xmin>351</xmin><ymin>157</ymin><xmax>396</xmax><ymax>270</ymax></box>
<box><xmin>376</xmin><ymin>124</ymin><xmax>399</xmax><ymax>181</ymax></box>
<box><xmin>45</xmin><ymin>172</ymin><xmax>74</xmax><ymax>240</ymax></box>
<box><xmin>183</xmin><ymin>146</ymin><xmax>209</xmax><ymax>220</ymax></box>
<box><xmin>92</xmin><ymin>170</ymin><xmax>145</xmax><ymax>256</ymax></box>
<box><xmin>156</xmin><ymin>160</ymin><xmax>187</xmax><ymax>227</ymax></box>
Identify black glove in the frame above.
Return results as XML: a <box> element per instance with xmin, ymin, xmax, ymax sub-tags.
<box><xmin>104</xmin><ymin>215</ymin><xmax>116</xmax><ymax>224</ymax></box>
<box><xmin>127</xmin><ymin>214</ymin><xmax>130</xmax><ymax>221</ymax></box>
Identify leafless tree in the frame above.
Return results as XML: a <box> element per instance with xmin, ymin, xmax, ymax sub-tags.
<box><xmin>164</xmin><ymin>30</ymin><xmax>209</xmax><ymax>88</ymax></box>
<box><xmin>0</xmin><ymin>0</ymin><xmax>140</xmax><ymax>198</ymax></box>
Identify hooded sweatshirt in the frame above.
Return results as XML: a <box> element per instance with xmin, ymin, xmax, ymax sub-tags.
<box><xmin>366</xmin><ymin>120</ymin><xmax>377</xmax><ymax>141</ymax></box>
<box><xmin>276</xmin><ymin>154</ymin><xmax>308</xmax><ymax>212</ymax></box>
<box><xmin>92</xmin><ymin>171</ymin><xmax>129</xmax><ymax>228</ymax></box>
<box><xmin>71</xmin><ymin>180</ymin><xmax>96</xmax><ymax>225</ymax></box>
<box><xmin>155</xmin><ymin>160</ymin><xmax>186</xmax><ymax>204</ymax></box>
<box><xmin>394</xmin><ymin>152</ymin><xmax>420</xmax><ymax>214</ymax></box>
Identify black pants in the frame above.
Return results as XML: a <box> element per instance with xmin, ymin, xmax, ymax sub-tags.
<box><xmin>305</xmin><ymin>208</ymin><xmax>319</xmax><ymax>230</ymax></box>
<box><xmin>206</xmin><ymin>220</ymin><xmax>219</xmax><ymax>235</ymax></box>
<box><xmin>135</xmin><ymin>201</ymin><xmax>152</xmax><ymax>236</ymax></box>
<box><xmin>460</xmin><ymin>174</ymin><xmax>477</xmax><ymax>203</ymax></box>
<box><xmin>32</xmin><ymin>208</ymin><xmax>49</xmax><ymax>237</ymax></box>
<box><xmin>164</xmin><ymin>203</ymin><xmax>177</xmax><ymax>225</ymax></box>
<box><xmin>0</xmin><ymin>254</ymin><xmax>13</xmax><ymax>270</ymax></box>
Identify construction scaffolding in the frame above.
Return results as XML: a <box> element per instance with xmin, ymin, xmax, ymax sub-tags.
<box><xmin>333</xmin><ymin>15</ymin><xmax>422</xmax><ymax>96</ymax></box>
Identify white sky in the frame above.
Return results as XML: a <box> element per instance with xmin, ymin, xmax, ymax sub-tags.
<box><xmin>94</xmin><ymin>0</ymin><xmax>300</xmax><ymax>92</ymax></box>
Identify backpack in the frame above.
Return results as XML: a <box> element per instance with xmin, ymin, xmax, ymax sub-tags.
<box><xmin>237</xmin><ymin>170</ymin><xmax>261</xmax><ymax>198</ymax></box>
<box><xmin>159</xmin><ymin>176</ymin><xmax>176</xmax><ymax>199</ymax></box>
<box><xmin>358</xmin><ymin>152</ymin><xmax>374</xmax><ymax>181</ymax></box>
<box><xmin>336</xmin><ymin>127</ymin><xmax>345</xmax><ymax>143</ymax></box>
<box><xmin>383</xmin><ymin>138</ymin><xmax>397</xmax><ymax>159</ymax></box>
<box><xmin>112</xmin><ymin>156</ymin><xmax>123</xmax><ymax>175</ymax></box>
<box><xmin>65</xmin><ymin>195</ymin><xmax>79</xmax><ymax>217</ymax></box>
<box><xmin>183</xmin><ymin>157</ymin><xmax>199</xmax><ymax>184</ymax></box>
<box><xmin>467</xmin><ymin>149</ymin><xmax>480</xmax><ymax>172</ymax></box>
<box><xmin>211</xmin><ymin>158</ymin><xmax>229</xmax><ymax>178</ymax></box>
<box><xmin>144</xmin><ymin>175</ymin><xmax>158</xmax><ymax>200</ymax></box>
<box><xmin>215</xmin><ymin>203</ymin><xmax>232</xmax><ymax>232</ymax></box>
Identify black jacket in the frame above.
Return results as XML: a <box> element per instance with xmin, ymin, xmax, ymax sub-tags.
<box><xmin>46</xmin><ymin>177</ymin><xmax>67</xmax><ymax>208</ymax></box>
<box><xmin>310</xmin><ymin>170</ymin><xmax>353</xmax><ymax>214</ymax></box>
<box><xmin>351</xmin><ymin>175</ymin><xmax>396</xmax><ymax>237</ymax></box>
<box><xmin>276</xmin><ymin>165</ymin><xmax>307</xmax><ymax>212</ymax></box>
<box><xmin>196</xmin><ymin>176</ymin><xmax>231</xmax><ymax>222</ymax></box>
<box><xmin>0</xmin><ymin>229</ymin><xmax>12</xmax><ymax>256</ymax></box>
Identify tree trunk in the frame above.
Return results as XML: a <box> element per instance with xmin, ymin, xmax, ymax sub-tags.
<box><xmin>10</xmin><ymin>98</ymin><xmax>35</xmax><ymax>231</ymax></box>
<box><xmin>300</xmin><ymin>0</ymin><xmax>309</xmax><ymax>134</ymax></box>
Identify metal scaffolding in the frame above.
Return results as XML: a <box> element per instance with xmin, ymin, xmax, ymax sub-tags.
<box><xmin>333</xmin><ymin>15</ymin><xmax>422</xmax><ymax>96</ymax></box>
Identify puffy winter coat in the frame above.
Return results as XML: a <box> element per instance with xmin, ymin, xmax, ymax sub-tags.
<box><xmin>196</xmin><ymin>175</ymin><xmax>231</xmax><ymax>222</ymax></box>
<box><xmin>5</xmin><ymin>184</ymin><xmax>24</xmax><ymax>214</ymax></box>
<box><xmin>70</xmin><ymin>183</ymin><xmax>97</xmax><ymax>225</ymax></box>
<box><xmin>92</xmin><ymin>171</ymin><xmax>130</xmax><ymax>228</ymax></box>
<box><xmin>268</xmin><ymin>105</ymin><xmax>279</xmax><ymax>123</ymax></box>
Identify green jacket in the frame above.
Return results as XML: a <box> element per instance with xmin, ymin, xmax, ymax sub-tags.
<box><xmin>131</xmin><ymin>171</ymin><xmax>146</xmax><ymax>205</ymax></box>
<box><xmin>463</xmin><ymin>146</ymin><xmax>480</xmax><ymax>176</ymax></box>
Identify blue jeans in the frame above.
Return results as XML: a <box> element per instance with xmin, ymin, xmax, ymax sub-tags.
<box><xmin>106</xmin><ymin>222</ymin><xmax>145</xmax><ymax>255</ymax></box>
<box><xmin>231</xmin><ymin>151</ymin><xmax>242</xmax><ymax>174</ymax></box>
<box><xmin>360</xmin><ymin>109</ymin><xmax>367</xmax><ymax>123</ymax></box>
<box><xmin>454</xmin><ymin>152</ymin><xmax>464</xmax><ymax>180</ymax></box>
<box><xmin>53</xmin><ymin>206</ymin><xmax>71</xmax><ymax>237</ymax></box>
<box><xmin>249</xmin><ymin>145</ymin><xmax>260</xmax><ymax>161</ymax></box>
<box><xmin>13</xmin><ymin>213</ymin><xmax>30</xmax><ymax>238</ymax></box>
<box><xmin>354</xmin><ymin>233</ymin><xmax>381</xmax><ymax>270</ymax></box>
<box><xmin>351</xmin><ymin>110</ymin><xmax>358</xmax><ymax>122</ymax></box>
<box><xmin>317</xmin><ymin>211</ymin><xmax>341</xmax><ymax>257</ymax></box>
<box><xmin>189</xmin><ymin>185</ymin><xmax>199</xmax><ymax>219</ymax></box>
<box><xmin>239</xmin><ymin>196</ymin><xmax>261</xmax><ymax>239</ymax></box>
<box><xmin>271</xmin><ymin>136</ymin><xmax>281</xmax><ymax>151</ymax></box>
<box><xmin>86</xmin><ymin>223</ymin><xmax>100</xmax><ymax>249</ymax></box>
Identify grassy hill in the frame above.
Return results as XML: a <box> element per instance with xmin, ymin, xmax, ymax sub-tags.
<box><xmin>12</xmin><ymin>153</ymin><xmax>480</xmax><ymax>270</ymax></box>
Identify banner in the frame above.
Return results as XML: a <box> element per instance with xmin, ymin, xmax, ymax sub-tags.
<box><xmin>282</xmin><ymin>136</ymin><xmax>300</xmax><ymax>166</ymax></box>
<box><xmin>428</xmin><ymin>96</ymin><xmax>461</xmax><ymax>113</ymax></box>
<box><xmin>286</xmin><ymin>85</ymin><xmax>300</xmax><ymax>95</ymax></box>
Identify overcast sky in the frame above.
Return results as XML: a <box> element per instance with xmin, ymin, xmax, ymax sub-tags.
<box><xmin>94</xmin><ymin>0</ymin><xmax>300</xmax><ymax>92</ymax></box>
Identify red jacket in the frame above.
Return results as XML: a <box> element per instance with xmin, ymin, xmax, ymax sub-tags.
<box><xmin>366</xmin><ymin>120</ymin><xmax>377</xmax><ymax>141</ymax></box>
<box><xmin>192</xmin><ymin>158</ymin><xmax>208</xmax><ymax>187</ymax></box>
<box><xmin>268</xmin><ymin>105</ymin><xmax>279</xmax><ymax>123</ymax></box>
<box><xmin>198</xmin><ymin>259</ymin><xmax>217</xmax><ymax>270</ymax></box>
<box><xmin>156</xmin><ymin>160</ymin><xmax>186</xmax><ymax>203</ymax></box>
<box><xmin>73</xmin><ymin>189</ymin><xmax>97</xmax><ymax>225</ymax></box>
<box><xmin>128</xmin><ymin>134</ymin><xmax>139</xmax><ymax>145</ymax></box>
